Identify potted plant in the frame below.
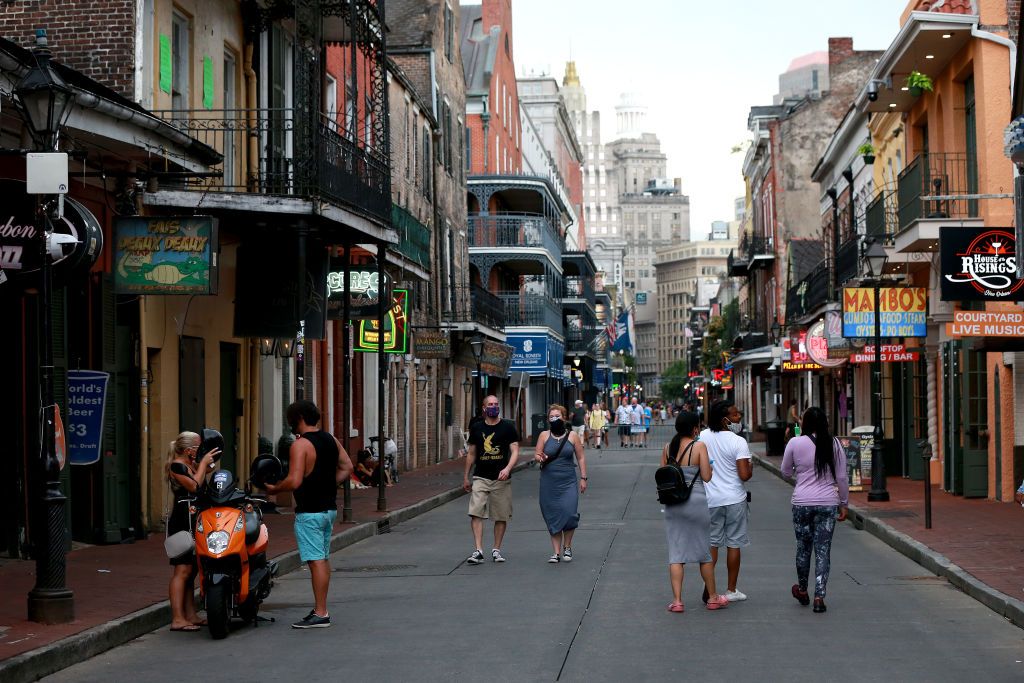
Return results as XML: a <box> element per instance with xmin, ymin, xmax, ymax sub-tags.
<box><xmin>857</xmin><ymin>142</ymin><xmax>875</xmax><ymax>165</ymax></box>
<box><xmin>905</xmin><ymin>71</ymin><xmax>934</xmax><ymax>97</ymax></box>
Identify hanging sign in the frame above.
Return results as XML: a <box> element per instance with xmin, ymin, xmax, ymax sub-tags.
<box><xmin>782</xmin><ymin>332</ymin><xmax>822</xmax><ymax>372</ymax></box>
<box><xmin>114</xmin><ymin>216</ymin><xmax>218</xmax><ymax>294</ymax></box>
<box><xmin>842</xmin><ymin>287</ymin><xmax>927</xmax><ymax>338</ymax></box>
<box><xmin>354</xmin><ymin>289</ymin><xmax>409</xmax><ymax>353</ymax></box>
<box><xmin>326</xmin><ymin>259</ymin><xmax>393</xmax><ymax>320</ymax></box>
<box><xmin>414</xmin><ymin>331</ymin><xmax>451</xmax><ymax>359</ymax></box>
<box><xmin>66</xmin><ymin>370</ymin><xmax>110</xmax><ymax>466</ymax></box>
<box><xmin>806</xmin><ymin>320</ymin><xmax>846</xmax><ymax>368</ymax></box>
<box><xmin>940</xmin><ymin>227</ymin><xmax>1024</xmax><ymax>301</ymax></box>
<box><xmin>945</xmin><ymin>309</ymin><xmax>1024</xmax><ymax>338</ymax></box>
<box><xmin>849</xmin><ymin>344</ymin><xmax>920</xmax><ymax>364</ymax></box>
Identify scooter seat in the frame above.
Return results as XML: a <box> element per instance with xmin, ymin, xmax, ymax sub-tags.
<box><xmin>248</xmin><ymin>523</ymin><xmax>269</xmax><ymax>556</ymax></box>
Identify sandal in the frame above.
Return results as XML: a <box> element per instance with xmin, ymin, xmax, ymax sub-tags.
<box><xmin>170</xmin><ymin>624</ymin><xmax>201</xmax><ymax>632</ymax></box>
<box><xmin>667</xmin><ymin>601</ymin><xmax>684</xmax><ymax>613</ymax></box>
<box><xmin>705</xmin><ymin>595</ymin><xmax>729</xmax><ymax>611</ymax></box>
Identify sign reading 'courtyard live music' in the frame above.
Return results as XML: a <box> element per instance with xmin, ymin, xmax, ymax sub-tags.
<box><xmin>842</xmin><ymin>287</ymin><xmax>927</xmax><ymax>338</ymax></box>
<box><xmin>114</xmin><ymin>216</ymin><xmax>218</xmax><ymax>294</ymax></box>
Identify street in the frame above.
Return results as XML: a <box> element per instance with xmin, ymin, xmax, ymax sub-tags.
<box><xmin>45</xmin><ymin>427</ymin><xmax>1024</xmax><ymax>682</ymax></box>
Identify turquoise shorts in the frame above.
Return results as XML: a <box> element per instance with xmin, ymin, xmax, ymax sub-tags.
<box><xmin>294</xmin><ymin>510</ymin><xmax>337</xmax><ymax>562</ymax></box>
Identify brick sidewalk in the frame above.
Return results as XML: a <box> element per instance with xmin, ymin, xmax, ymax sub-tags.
<box><xmin>0</xmin><ymin>457</ymin><xmax>469</xmax><ymax>663</ymax></box>
<box><xmin>753</xmin><ymin>444</ymin><xmax>1024</xmax><ymax>602</ymax></box>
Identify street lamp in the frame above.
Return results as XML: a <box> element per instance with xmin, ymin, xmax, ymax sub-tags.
<box><xmin>469</xmin><ymin>334</ymin><xmax>485</xmax><ymax>412</ymax></box>
<box><xmin>396</xmin><ymin>369</ymin><xmax>409</xmax><ymax>391</ymax></box>
<box><xmin>18</xmin><ymin>28</ymin><xmax>76</xmax><ymax>625</ymax></box>
<box><xmin>259</xmin><ymin>337</ymin><xmax>277</xmax><ymax>357</ymax></box>
<box><xmin>770</xmin><ymin>319</ymin><xmax>781</xmax><ymax>344</ymax></box>
<box><xmin>276</xmin><ymin>336</ymin><xmax>296</xmax><ymax>358</ymax></box>
<box><xmin>441</xmin><ymin>376</ymin><xmax>452</xmax><ymax>392</ymax></box>
<box><xmin>462</xmin><ymin>377</ymin><xmax>472</xmax><ymax>395</ymax></box>
<box><xmin>863</xmin><ymin>238</ymin><xmax>890</xmax><ymax>502</ymax></box>
<box><xmin>416</xmin><ymin>373</ymin><xmax>429</xmax><ymax>393</ymax></box>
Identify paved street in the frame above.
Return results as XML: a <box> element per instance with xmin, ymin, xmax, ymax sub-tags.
<box><xmin>46</xmin><ymin>427</ymin><xmax>1024</xmax><ymax>682</ymax></box>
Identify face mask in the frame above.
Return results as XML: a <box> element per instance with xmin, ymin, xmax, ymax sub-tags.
<box><xmin>485</xmin><ymin>406</ymin><xmax>500</xmax><ymax>418</ymax></box>
<box><xmin>549</xmin><ymin>418</ymin><xmax>565</xmax><ymax>434</ymax></box>
<box><xmin>726</xmin><ymin>421</ymin><xmax>743</xmax><ymax>435</ymax></box>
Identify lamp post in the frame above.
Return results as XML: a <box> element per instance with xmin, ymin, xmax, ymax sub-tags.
<box><xmin>770</xmin><ymin>318</ymin><xmax>782</xmax><ymax>422</ymax></box>
<box><xmin>397</xmin><ymin>370</ymin><xmax>409</xmax><ymax>471</ymax></box>
<box><xmin>17</xmin><ymin>28</ymin><xmax>76</xmax><ymax>625</ymax></box>
<box><xmin>416</xmin><ymin>373</ymin><xmax>428</xmax><ymax>467</ymax></box>
<box><xmin>469</xmin><ymin>334</ymin><xmax>485</xmax><ymax>413</ymax></box>
<box><xmin>864</xmin><ymin>239</ymin><xmax>890</xmax><ymax>502</ymax></box>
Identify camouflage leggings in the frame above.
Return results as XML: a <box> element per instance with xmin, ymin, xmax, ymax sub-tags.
<box><xmin>792</xmin><ymin>505</ymin><xmax>838</xmax><ymax>599</ymax></box>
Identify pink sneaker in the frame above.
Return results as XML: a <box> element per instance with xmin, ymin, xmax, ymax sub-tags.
<box><xmin>706</xmin><ymin>595</ymin><xmax>729</xmax><ymax>610</ymax></box>
<box><xmin>667</xmin><ymin>601</ymin><xmax>684</xmax><ymax>613</ymax></box>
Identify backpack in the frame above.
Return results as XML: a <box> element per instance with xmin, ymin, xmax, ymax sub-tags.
<box><xmin>655</xmin><ymin>441</ymin><xmax>701</xmax><ymax>506</ymax></box>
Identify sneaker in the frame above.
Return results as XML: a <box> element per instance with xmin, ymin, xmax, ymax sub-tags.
<box><xmin>791</xmin><ymin>584</ymin><xmax>810</xmax><ymax>606</ymax></box>
<box><xmin>292</xmin><ymin>612</ymin><xmax>331</xmax><ymax>629</ymax></box>
<box><xmin>548</xmin><ymin>554</ymin><xmax>560</xmax><ymax>563</ymax></box>
<box><xmin>467</xmin><ymin>549</ymin><xmax>485</xmax><ymax>565</ymax></box>
<box><xmin>562</xmin><ymin>547</ymin><xmax>573</xmax><ymax>562</ymax></box>
<box><xmin>491</xmin><ymin>548</ymin><xmax>506</xmax><ymax>563</ymax></box>
<box><xmin>813</xmin><ymin>598</ymin><xmax>827</xmax><ymax>613</ymax></box>
<box><xmin>725</xmin><ymin>589</ymin><xmax>747</xmax><ymax>602</ymax></box>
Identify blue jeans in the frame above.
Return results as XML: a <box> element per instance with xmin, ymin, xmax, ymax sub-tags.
<box><xmin>792</xmin><ymin>505</ymin><xmax>837</xmax><ymax>599</ymax></box>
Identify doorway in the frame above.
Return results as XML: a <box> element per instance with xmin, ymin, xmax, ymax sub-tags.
<box><xmin>219</xmin><ymin>343</ymin><xmax>241</xmax><ymax>473</ymax></box>
<box><xmin>179</xmin><ymin>336</ymin><xmax>206</xmax><ymax>433</ymax></box>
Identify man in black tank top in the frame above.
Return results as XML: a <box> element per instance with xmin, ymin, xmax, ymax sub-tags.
<box><xmin>266</xmin><ymin>400</ymin><xmax>353</xmax><ymax>629</ymax></box>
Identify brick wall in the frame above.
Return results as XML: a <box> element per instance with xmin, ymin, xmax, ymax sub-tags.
<box><xmin>0</xmin><ymin>0</ymin><xmax>136</xmax><ymax>98</ymax></box>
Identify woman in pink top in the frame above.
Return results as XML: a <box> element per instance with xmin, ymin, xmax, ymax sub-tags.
<box><xmin>781</xmin><ymin>407</ymin><xmax>848</xmax><ymax>613</ymax></box>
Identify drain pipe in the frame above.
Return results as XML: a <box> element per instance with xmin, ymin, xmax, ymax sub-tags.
<box><xmin>138</xmin><ymin>295</ymin><xmax>150</xmax><ymax>531</ymax></box>
<box><xmin>244</xmin><ymin>42</ymin><xmax>258</xmax><ymax>189</ymax></box>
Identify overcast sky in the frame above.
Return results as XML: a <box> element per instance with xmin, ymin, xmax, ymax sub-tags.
<box><xmin>482</xmin><ymin>0</ymin><xmax>904</xmax><ymax>237</ymax></box>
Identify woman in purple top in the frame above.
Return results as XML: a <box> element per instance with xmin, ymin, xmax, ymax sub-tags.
<box><xmin>781</xmin><ymin>407</ymin><xmax>849</xmax><ymax>613</ymax></box>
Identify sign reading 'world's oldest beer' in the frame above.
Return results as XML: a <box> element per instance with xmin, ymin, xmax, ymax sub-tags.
<box><xmin>940</xmin><ymin>227</ymin><xmax>1024</xmax><ymax>301</ymax></box>
<box><xmin>842</xmin><ymin>287</ymin><xmax>927</xmax><ymax>338</ymax></box>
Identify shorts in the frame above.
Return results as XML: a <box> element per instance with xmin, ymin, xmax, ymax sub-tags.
<box><xmin>573</xmin><ymin>425</ymin><xmax>586</xmax><ymax>439</ymax></box>
<box><xmin>468</xmin><ymin>477</ymin><xmax>513</xmax><ymax>521</ymax></box>
<box><xmin>618</xmin><ymin>425</ymin><xmax>631</xmax><ymax>437</ymax></box>
<box><xmin>709</xmin><ymin>501</ymin><xmax>750</xmax><ymax>548</ymax></box>
<box><xmin>294</xmin><ymin>510</ymin><xmax>338</xmax><ymax>561</ymax></box>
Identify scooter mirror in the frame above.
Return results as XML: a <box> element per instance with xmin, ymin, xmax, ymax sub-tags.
<box><xmin>196</xmin><ymin>428</ymin><xmax>225</xmax><ymax>463</ymax></box>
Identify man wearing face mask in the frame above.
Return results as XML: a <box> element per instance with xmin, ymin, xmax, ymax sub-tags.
<box><xmin>699</xmin><ymin>399</ymin><xmax>753</xmax><ymax>604</ymax></box>
<box><xmin>463</xmin><ymin>395</ymin><xmax>520</xmax><ymax>564</ymax></box>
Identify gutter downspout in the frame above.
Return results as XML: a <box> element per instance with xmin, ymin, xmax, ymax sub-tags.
<box><xmin>244</xmin><ymin>43</ymin><xmax>258</xmax><ymax>190</ymax></box>
<box><xmin>971</xmin><ymin>25</ymin><xmax>1016</xmax><ymax>91</ymax></box>
<box><xmin>138</xmin><ymin>295</ymin><xmax>149</xmax><ymax>531</ymax></box>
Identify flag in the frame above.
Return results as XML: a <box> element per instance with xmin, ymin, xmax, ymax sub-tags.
<box><xmin>610</xmin><ymin>310</ymin><xmax>634</xmax><ymax>354</ymax></box>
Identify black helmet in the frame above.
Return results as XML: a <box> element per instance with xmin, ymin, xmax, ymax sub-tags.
<box><xmin>196</xmin><ymin>428</ymin><xmax>225</xmax><ymax>462</ymax></box>
<box><xmin>250</xmin><ymin>453</ymin><xmax>284</xmax><ymax>489</ymax></box>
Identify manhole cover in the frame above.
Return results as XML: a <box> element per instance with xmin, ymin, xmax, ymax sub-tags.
<box><xmin>335</xmin><ymin>564</ymin><xmax>417</xmax><ymax>573</ymax></box>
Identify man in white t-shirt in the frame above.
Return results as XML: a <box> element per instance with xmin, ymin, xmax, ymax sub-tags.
<box><xmin>615</xmin><ymin>398</ymin><xmax>633</xmax><ymax>448</ymax></box>
<box><xmin>700</xmin><ymin>399</ymin><xmax>753</xmax><ymax>603</ymax></box>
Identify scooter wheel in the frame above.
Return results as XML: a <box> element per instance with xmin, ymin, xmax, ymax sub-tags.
<box><xmin>207</xmin><ymin>583</ymin><xmax>231</xmax><ymax>639</ymax></box>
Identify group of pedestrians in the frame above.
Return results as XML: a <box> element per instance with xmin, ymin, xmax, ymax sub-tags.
<box><xmin>659</xmin><ymin>399</ymin><xmax>848</xmax><ymax>615</ymax></box>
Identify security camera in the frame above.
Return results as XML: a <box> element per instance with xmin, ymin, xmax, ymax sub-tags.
<box><xmin>867</xmin><ymin>80</ymin><xmax>879</xmax><ymax>102</ymax></box>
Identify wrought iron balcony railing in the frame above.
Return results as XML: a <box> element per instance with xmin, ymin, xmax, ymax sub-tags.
<box><xmin>442</xmin><ymin>284</ymin><xmax>505</xmax><ymax>331</ymax></box>
<box><xmin>562</xmin><ymin>276</ymin><xmax>595</xmax><ymax>302</ymax></box>
<box><xmin>865</xmin><ymin>190</ymin><xmax>897</xmax><ymax>244</ymax></box>
<box><xmin>786</xmin><ymin>259</ymin><xmax>833</xmax><ymax>321</ymax></box>
<box><xmin>468</xmin><ymin>213</ymin><xmax>562</xmax><ymax>257</ymax></box>
<box><xmin>835</xmin><ymin>236</ymin><xmax>859</xmax><ymax>288</ymax></box>
<box><xmin>897</xmin><ymin>152</ymin><xmax>978</xmax><ymax>232</ymax></box>
<box><xmin>496</xmin><ymin>290</ymin><xmax>563</xmax><ymax>330</ymax></box>
<box><xmin>391</xmin><ymin>204</ymin><xmax>431</xmax><ymax>270</ymax></box>
<box><xmin>151</xmin><ymin>108</ymin><xmax>391</xmax><ymax>223</ymax></box>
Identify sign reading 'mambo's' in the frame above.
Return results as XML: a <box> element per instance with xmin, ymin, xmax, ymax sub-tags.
<box><xmin>842</xmin><ymin>287</ymin><xmax>927</xmax><ymax>338</ymax></box>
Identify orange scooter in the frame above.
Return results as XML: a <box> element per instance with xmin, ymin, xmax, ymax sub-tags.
<box><xmin>191</xmin><ymin>432</ymin><xmax>280</xmax><ymax>639</ymax></box>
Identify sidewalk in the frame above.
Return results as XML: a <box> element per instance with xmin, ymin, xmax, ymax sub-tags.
<box><xmin>0</xmin><ymin>456</ymin><xmax>473</xmax><ymax>679</ymax></box>
<box><xmin>750</xmin><ymin>441</ymin><xmax>1024</xmax><ymax>627</ymax></box>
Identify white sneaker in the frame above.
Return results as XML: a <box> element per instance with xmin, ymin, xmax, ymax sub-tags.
<box><xmin>562</xmin><ymin>547</ymin><xmax>573</xmax><ymax>562</ymax></box>
<box><xmin>466</xmin><ymin>549</ymin><xmax>485</xmax><ymax>565</ymax></box>
<box><xmin>725</xmin><ymin>589</ymin><xmax>747</xmax><ymax>602</ymax></box>
<box><xmin>491</xmin><ymin>548</ymin><xmax>506</xmax><ymax>563</ymax></box>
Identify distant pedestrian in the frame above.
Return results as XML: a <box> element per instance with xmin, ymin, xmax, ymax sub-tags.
<box><xmin>587</xmin><ymin>402</ymin><xmax>607</xmax><ymax>449</ymax></box>
<box><xmin>571</xmin><ymin>399</ymin><xmax>587</xmax><ymax>446</ymax></box>
<box><xmin>661</xmin><ymin>412</ymin><xmax>727</xmax><ymax>612</ymax></box>
<box><xmin>166</xmin><ymin>431</ymin><xmax>219</xmax><ymax>632</ymax></box>
<box><xmin>534</xmin><ymin>404</ymin><xmax>588</xmax><ymax>563</ymax></box>
<box><xmin>629</xmin><ymin>397</ymin><xmax>645</xmax><ymax>447</ymax></box>
<box><xmin>266</xmin><ymin>400</ymin><xmax>353</xmax><ymax>629</ymax></box>
<box><xmin>642</xmin><ymin>403</ymin><xmax>653</xmax><ymax>446</ymax></box>
<box><xmin>785</xmin><ymin>399</ymin><xmax>800</xmax><ymax>441</ymax></box>
<box><xmin>602</xmin><ymin>403</ymin><xmax>612</xmax><ymax>447</ymax></box>
<box><xmin>700</xmin><ymin>399</ymin><xmax>753</xmax><ymax>604</ymax></box>
<box><xmin>781</xmin><ymin>406</ymin><xmax>848</xmax><ymax>613</ymax></box>
<box><xmin>659</xmin><ymin>405</ymin><xmax>668</xmax><ymax>425</ymax></box>
<box><xmin>615</xmin><ymin>398</ymin><xmax>633</xmax><ymax>448</ymax></box>
<box><xmin>463</xmin><ymin>395</ymin><xmax>520</xmax><ymax>564</ymax></box>
<box><xmin>1016</xmin><ymin>479</ymin><xmax>1024</xmax><ymax>506</ymax></box>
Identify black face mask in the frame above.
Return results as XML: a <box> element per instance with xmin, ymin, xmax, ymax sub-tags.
<box><xmin>550</xmin><ymin>418</ymin><xmax>566</xmax><ymax>435</ymax></box>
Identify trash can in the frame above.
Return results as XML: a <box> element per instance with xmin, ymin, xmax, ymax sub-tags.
<box><xmin>764</xmin><ymin>421</ymin><xmax>787</xmax><ymax>457</ymax></box>
<box><xmin>531</xmin><ymin>413</ymin><xmax>547</xmax><ymax>445</ymax></box>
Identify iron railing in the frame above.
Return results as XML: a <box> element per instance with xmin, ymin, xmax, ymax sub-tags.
<box><xmin>391</xmin><ymin>204</ymin><xmax>431</xmax><ymax>270</ymax></box>
<box><xmin>468</xmin><ymin>213</ymin><xmax>562</xmax><ymax>257</ymax></box>
<box><xmin>151</xmin><ymin>108</ymin><xmax>391</xmax><ymax>222</ymax></box>
<box><xmin>866</xmin><ymin>190</ymin><xmax>898</xmax><ymax>244</ymax></box>
<box><xmin>566</xmin><ymin>329</ymin><xmax>601</xmax><ymax>355</ymax></box>
<box><xmin>562</xmin><ymin>276</ymin><xmax>594</xmax><ymax>302</ymax></box>
<box><xmin>741</xmin><ymin>234</ymin><xmax>774</xmax><ymax>267</ymax></box>
<box><xmin>835</xmin><ymin>237</ymin><xmax>859</xmax><ymax>287</ymax></box>
<box><xmin>442</xmin><ymin>284</ymin><xmax>505</xmax><ymax>331</ymax></box>
<box><xmin>786</xmin><ymin>259</ymin><xmax>833</xmax><ymax>321</ymax></box>
<box><xmin>496</xmin><ymin>290</ymin><xmax>563</xmax><ymax>330</ymax></box>
<box><xmin>897</xmin><ymin>152</ymin><xmax>978</xmax><ymax>231</ymax></box>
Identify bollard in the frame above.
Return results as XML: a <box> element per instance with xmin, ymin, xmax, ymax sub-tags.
<box><xmin>917</xmin><ymin>439</ymin><xmax>932</xmax><ymax>529</ymax></box>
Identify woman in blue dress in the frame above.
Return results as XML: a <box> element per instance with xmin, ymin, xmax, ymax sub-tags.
<box><xmin>534</xmin><ymin>404</ymin><xmax>589</xmax><ymax>563</ymax></box>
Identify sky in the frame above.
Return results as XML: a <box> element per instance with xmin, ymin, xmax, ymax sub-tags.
<box><xmin>492</xmin><ymin>0</ymin><xmax>906</xmax><ymax>238</ymax></box>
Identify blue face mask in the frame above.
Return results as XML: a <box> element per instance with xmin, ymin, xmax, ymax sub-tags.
<box><xmin>485</xmin><ymin>406</ymin><xmax>500</xmax><ymax>418</ymax></box>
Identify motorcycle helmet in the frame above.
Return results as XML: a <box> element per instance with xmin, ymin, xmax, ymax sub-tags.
<box><xmin>196</xmin><ymin>428</ymin><xmax>225</xmax><ymax>462</ymax></box>
<box><xmin>250</xmin><ymin>453</ymin><xmax>284</xmax><ymax>489</ymax></box>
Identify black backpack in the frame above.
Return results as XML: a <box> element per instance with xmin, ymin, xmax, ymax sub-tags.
<box><xmin>655</xmin><ymin>441</ymin><xmax>701</xmax><ymax>506</ymax></box>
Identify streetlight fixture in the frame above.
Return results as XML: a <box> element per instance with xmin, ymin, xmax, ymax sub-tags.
<box><xmin>469</xmin><ymin>334</ymin><xmax>485</xmax><ymax>412</ymax></box>
<box><xmin>770</xmin><ymin>318</ymin><xmax>781</xmax><ymax>344</ymax></box>
<box><xmin>259</xmin><ymin>338</ymin><xmax>277</xmax><ymax>357</ymax></box>
<box><xmin>416</xmin><ymin>373</ymin><xmax>429</xmax><ymax>393</ymax></box>
<box><xmin>14</xmin><ymin>30</ymin><xmax>74</xmax><ymax>151</ymax></box>
<box><xmin>863</xmin><ymin>238</ymin><xmax>890</xmax><ymax>502</ymax></box>
<box><xmin>276</xmin><ymin>337</ymin><xmax>296</xmax><ymax>358</ymax></box>
<box><xmin>396</xmin><ymin>369</ymin><xmax>409</xmax><ymax>391</ymax></box>
<box><xmin>441</xmin><ymin>376</ymin><xmax>452</xmax><ymax>392</ymax></box>
<box><xmin>462</xmin><ymin>377</ymin><xmax>473</xmax><ymax>395</ymax></box>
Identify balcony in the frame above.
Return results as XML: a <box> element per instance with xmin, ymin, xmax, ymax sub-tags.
<box><xmin>496</xmin><ymin>291</ymin><xmax>563</xmax><ymax>330</ymax></box>
<box><xmin>468</xmin><ymin>213</ymin><xmax>562</xmax><ymax>258</ymax></box>
<box><xmin>865</xmin><ymin>190</ymin><xmax>897</xmax><ymax>245</ymax></box>
<box><xmin>727</xmin><ymin>248</ymin><xmax>749</xmax><ymax>277</ymax></box>
<box><xmin>391</xmin><ymin>204</ymin><xmax>431</xmax><ymax>271</ymax></box>
<box><xmin>562</xmin><ymin>276</ymin><xmax>595</xmax><ymax>303</ymax></box>
<box><xmin>786</xmin><ymin>259</ymin><xmax>833</xmax><ymax>323</ymax></box>
<box><xmin>566</xmin><ymin>329</ymin><xmax>600</xmax><ymax>355</ymax></box>
<box><xmin>835</xmin><ymin>236</ymin><xmax>859</xmax><ymax>287</ymax></box>
<box><xmin>442</xmin><ymin>284</ymin><xmax>505</xmax><ymax>332</ymax></box>
<box><xmin>895</xmin><ymin>152</ymin><xmax>982</xmax><ymax>252</ymax></box>
<box><xmin>744</xmin><ymin>234</ymin><xmax>775</xmax><ymax>270</ymax></box>
<box><xmin>149</xmin><ymin>109</ymin><xmax>391</xmax><ymax>225</ymax></box>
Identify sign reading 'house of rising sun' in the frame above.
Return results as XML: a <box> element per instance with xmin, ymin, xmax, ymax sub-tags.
<box><xmin>940</xmin><ymin>227</ymin><xmax>1024</xmax><ymax>301</ymax></box>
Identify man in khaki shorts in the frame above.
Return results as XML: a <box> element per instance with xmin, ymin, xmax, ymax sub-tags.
<box><xmin>463</xmin><ymin>395</ymin><xmax>520</xmax><ymax>564</ymax></box>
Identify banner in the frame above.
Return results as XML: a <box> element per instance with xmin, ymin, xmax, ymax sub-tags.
<box><xmin>508</xmin><ymin>333</ymin><xmax>548</xmax><ymax>375</ymax></box>
<box><xmin>66</xmin><ymin>370</ymin><xmax>109</xmax><ymax>466</ymax></box>
<box><xmin>479</xmin><ymin>340</ymin><xmax>514</xmax><ymax>377</ymax></box>
<box><xmin>940</xmin><ymin>227</ymin><xmax>1024</xmax><ymax>301</ymax></box>
<box><xmin>114</xmin><ymin>216</ymin><xmax>218</xmax><ymax>294</ymax></box>
<box><xmin>849</xmin><ymin>344</ymin><xmax>920</xmax><ymax>364</ymax></box>
<box><xmin>414</xmin><ymin>331</ymin><xmax>450</xmax><ymax>359</ymax></box>
<box><xmin>354</xmin><ymin>289</ymin><xmax>409</xmax><ymax>354</ymax></box>
<box><xmin>945</xmin><ymin>309</ymin><xmax>1024</xmax><ymax>338</ymax></box>
<box><xmin>842</xmin><ymin>287</ymin><xmax>927</xmax><ymax>338</ymax></box>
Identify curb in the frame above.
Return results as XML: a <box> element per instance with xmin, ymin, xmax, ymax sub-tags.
<box><xmin>752</xmin><ymin>454</ymin><xmax>1024</xmax><ymax>629</ymax></box>
<box><xmin>0</xmin><ymin>479</ymin><xmax>478</xmax><ymax>683</ymax></box>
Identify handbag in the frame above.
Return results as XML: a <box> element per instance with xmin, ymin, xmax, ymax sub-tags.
<box><xmin>540</xmin><ymin>434</ymin><xmax>572</xmax><ymax>469</ymax></box>
<box><xmin>655</xmin><ymin>441</ymin><xmax>701</xmax><ymax>506</ymax></box>
<box><xmin>164</xmin><ymin>530</ymin><xmax>195</xmax><ymax>560</ymax></box>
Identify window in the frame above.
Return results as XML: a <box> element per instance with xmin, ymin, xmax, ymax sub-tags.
<box><xmin>422</xmin><ymin>126</ymin><xmax>432</xmax><ymax>198</ymax></box>
<box><xmin>444</xmin><ymin>3</ymin><xmax>454</xmax><ymax>62</ymax></box>
<box><xmin>223</xmin><ymin>49</ymin><xmax>238</xmax><ymax>185</ymax></box>
<box><xmin>171</xmin><ymin>11</ymin><xmax>191</xmax><ymax>111</ymax></box>
<box><xmin>364</xmin><ymin>95</ymin><xmax>373</xmax><ymax>148</ymax></box>
<box><xmin>406</xmin><ymin>102</ymin><xmax>412</xmax><ymax>179</ymax></box>
<box><xmin>465</xmin><ymin>126</ymin><xmax>472</xmax><ymax>174</ymax></box>
<box><xmin>812</xmin><ymin>69</ymin><xmax>819</xmax><ymax>91</ymax></box>
<box><xmin>444</xmin><ymin>101</ymin><xmax>453</xmax><ymax>175</ymax></box>
<box><xmin>345</xmin><ymin>82</ymin><xmax>356</xmax><ymax>140</ymax></box>
<box><xmin>324</xmin><ymin>74</ymin><xmax>338</xmax><ymax>132</ymax></box>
